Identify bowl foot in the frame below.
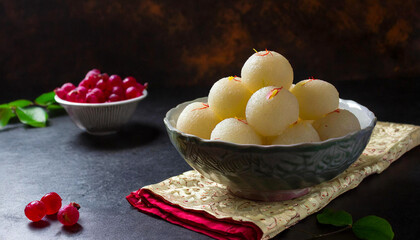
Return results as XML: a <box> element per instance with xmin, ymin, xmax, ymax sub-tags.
<box><xmin>228</xmin><ymin>187</ymin><xmax>310</xmax><ymax>202</ymax></box>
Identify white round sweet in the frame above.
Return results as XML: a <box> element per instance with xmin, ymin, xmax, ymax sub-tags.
<box><xmin>241</xmin><ymin>50</ymin><xmax>293</xmax><ymax>92</ymax></box>
<box><xmin>290</xmin><ymin>79</ymin><xmax>339</xmax><ymax>120</ymax></box>
<box><xmin>210</xmin><ymin>118</ymin><xmax>262</xmax><ymax>145</ymax></box>
<box><xmin>246</xmin><ymin>86</ymin><xmax>299</xmax><ymax>136</ymax></box>
<box><xmin>289</xmin><ymin>83</ymin><xmax>295</xmax><ymax>91</ymax></box>
<box><xmin>312</xmin><ymin>109</ymin><xmax>361</xmax><ymax>141</ymax></box>
<box><xmin>176</xmin><ymin>102</ymin><xmax>221</xmax><ymax>139</ymax></box>
<box><xmin>208</xmin><ymin>76</ymin><xmax>252</xmax><ymax>119</ymax></box>
<box><xmin>271</xmin><ymin>121</ymin><xmax>320</xmax><ymax>145</ymax></box>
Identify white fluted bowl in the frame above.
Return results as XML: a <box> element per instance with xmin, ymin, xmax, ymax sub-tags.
<box><xmin>55</xmin><ymin>90</ymin><xmax>147</xmax><ymax>135</ymax></box>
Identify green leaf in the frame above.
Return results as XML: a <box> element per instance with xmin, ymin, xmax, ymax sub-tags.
<box><xmin>317</xmin><ymin>208</ymin><xmax>353</xmax><ymax>227</ymax></box>
<box><xmin>8</xmin><ymin>99</ymin><xmax>33</xmax><ymax>108</ymax></box>
<box><xmin>0</xmin><ymin>108</ymin><xmax>15</xmax><ymax>128</ymax></box>
<box><xmin>35</xmin><ymin>91</ymin><xmax>56</xmax><ymax>106</ymax></box>
<box><xmin>353</xmin><ymin>215</ymin><xmax>394</xmax><ymax>240</ymax></box>
<box><xmin>0</xmin><ymin>103</ymin><xmax>9</xmax><ymax>108</ymax></box>
<box><xmin>15</xmin><ymin>106</ymin><xmax>48</xmax><ymax>128</ymax></box>
<box><xmin>46</xmin><ymin>104</ymin><xmax>64</xmax><ymax>110</ymax></box>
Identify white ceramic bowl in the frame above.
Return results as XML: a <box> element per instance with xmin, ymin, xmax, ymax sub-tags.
<box><xmin>55</xmin><ymin>90</ymin><xmax>147</xmax><ymax>135</ymax></box>
<box><xmin>164</xmin><ymin>97</ymin><xmax>376</xmax><ymax>201</ymax></box>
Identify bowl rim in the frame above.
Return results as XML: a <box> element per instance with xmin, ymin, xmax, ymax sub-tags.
<box><xmin>54</xmin><ymin>90</ymin><xmax>148</xmax><ymax>107</ymax></box>
<box><xmin>164</xmin><ymin>97</ymin><xmax>377</xmax><ymax>149</ymax></box>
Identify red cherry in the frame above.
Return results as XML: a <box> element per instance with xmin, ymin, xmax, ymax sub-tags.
<box><xmin>79</xmin><ymin>79</ymin><xmax>95</xmax><ymax>89</ymax></box>
<box><xmin>109</xmin><ymin>75</ymin><xmax>123</xmax><ymax>87</ymax></box>
<box><xmin>77</xmin><ymin>86</ymin><xmax>88</xmax><ymax>95</ymax></box>
<box><xmin>55</xmin><ymin>88</ymin><xmax>67</xmax><ymax>100</ymax></box>
<box><xmin>108</xmin><ymin>93</ymin><xmax>122</xmax><ymax>102</ymax></box>
<box><xmin>61</xmin><ymin>83</ymin><xmax>76</xmax><ymax>93</ymax></box>
<box><xmin>96</xmin><ymin>79</ymin><xmax>109</xmax><ymax>91</ymax></box>
<box><xmin>87</xmin><ymin>88</ymin><xmax>105</xmax><ymax>103</ymax></box>
<box><xmin>100</xmin><ymin>73</ymin><xmax>109</xmax><ymax>81</ymax></box>
<box><xmin>85</xmin><ymin>69</ymin><xmax>100</xmax><ymax>79</ymax></box>
<box><xmin>25</xmin><ymin>200</ymin><xmax>47</xmax><ymax>222</ymax></box>
<box><xmin>134</xmin><ymin>83</ymin><xmax>146</xmax><ymax>93</ymax></box>
<box><xmin>67</xmin><ymin>88</ymin><xmax>86</xmax><ymax>103</ymax></box>
<box><xmin>87</xmin><ymin>74</ymin><xmax>100</xmax><ymax>87</ymax></box>
<box><xmin>111</xmin><ymin>86</ymin><xmax>125</xmax><ymax>96</ymax></box>
<box><xmin>122</xmin><ymin>76</ymin><xmax>137</xmax><ymax>89</ymax></box>
<box><xmin>86</xmin><ymin>93</ymin><xmax>100</xmax><ymax>103</ymax></box>
<box><xmin>57</xmin><ymin>202</ymin><xmax>80</xmax><ymax>226</ymax></box>
<box><xmin>41</xmin><ymin>192</ymin><xmax>62</xmax><ymax>215</ymax></box>
<box><xmin>125</xmin><ymin>86</ymin><xmax>141</xmax><ymax>99</ymax></box>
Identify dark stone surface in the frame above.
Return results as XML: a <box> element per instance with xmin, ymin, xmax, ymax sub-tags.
<box><xmin>2</xmin><ymin>1</ymin><xmax>419</xmax><ymax>238</ymax></box>
<box><xmin>1</xmin><ymin>84</ymin><xmax>419</xmax><ymax>240</ymax></box>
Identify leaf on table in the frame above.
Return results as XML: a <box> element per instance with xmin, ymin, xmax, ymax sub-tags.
<box><xmin>46</xmin><ymin>104</ymin><xmax>65</xmax><ymax>118</ymax></box>
<box><xmin>35</xmin><ymin>91</ymin><xmax>56</xmax><ymax>106</ymax></box>
<box><xmin>8</xmin><ymin>99</ymin><xmax>33</xmax><ymax>108</ymax></box>
<box><xmin>46</xmin><ymin>104</ymin><xmax>64</xmax><ymax>110</ymax></box>
<box><xmin>15</xmin><ymin>106</ymin><xmax>48</xmax><ymax>128</ymax></box>
<box><xmin>353</xmin><ymin>215</ymin><xmax>394</xmax><ymax>240</ymax></box>
<box><xmin>316</xmin><ymin>208</ymin><xmax>353</xmax><ymax>227</ymax></box>
<box><xmin>0</xmin><ymin>108</ymin><xmax>15</xmax><ymax>128</ymax></box>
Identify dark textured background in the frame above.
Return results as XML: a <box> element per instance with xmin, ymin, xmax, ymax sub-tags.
<box><xmin>1</xmin><ymin>0</ymin><xmax>419</xmax><ymax>101</ymax></box>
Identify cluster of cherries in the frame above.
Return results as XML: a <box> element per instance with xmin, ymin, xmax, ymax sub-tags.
<box><xmin>25</xmin><ymin>192</ymin><xmax>80</xmax><ymax>226</ymax></box>
<box><xmin>55</xmin><ymin>69</ymin><xmax>147</xmax><ymax>103</ymax></box>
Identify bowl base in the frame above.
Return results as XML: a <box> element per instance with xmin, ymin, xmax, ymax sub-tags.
<box><xmin>228</xmin><ymin>187</ymin><xmax>310</xmax><ymax>202</ymax></box>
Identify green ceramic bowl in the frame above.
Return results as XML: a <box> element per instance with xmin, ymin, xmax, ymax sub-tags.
<box><xmin>164</xmin><ymin>97</ymin><xmax>376</xmax><ymax>201</ymax></box>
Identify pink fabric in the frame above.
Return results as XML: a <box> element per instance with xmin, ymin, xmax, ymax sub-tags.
<box><xmin>126</xmin><ymin>188</ymin><xmax>263</xmax><ymax>240</ymax></box>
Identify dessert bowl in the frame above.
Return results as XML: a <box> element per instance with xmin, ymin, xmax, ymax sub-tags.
<box><xmin>55</xmin><ymin>90</ymin><xmax>147</xmax><ymax>135</ymax></box>
<box><xmin>164</xmin><ymin>97</ymin><xmax>376</xmax><ymax>201</ymax></box>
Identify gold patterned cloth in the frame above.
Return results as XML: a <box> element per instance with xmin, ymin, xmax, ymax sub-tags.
<box><xmin>127</xmin><ymin>122</ymin><xmax>420</xmax><ymax>240</ymax></box>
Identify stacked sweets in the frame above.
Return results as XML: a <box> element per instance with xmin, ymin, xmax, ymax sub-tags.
<box><xmin>176</xmin><ymin>49</ymin><xmax>361</xmax><ymax>145</ymax></box>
